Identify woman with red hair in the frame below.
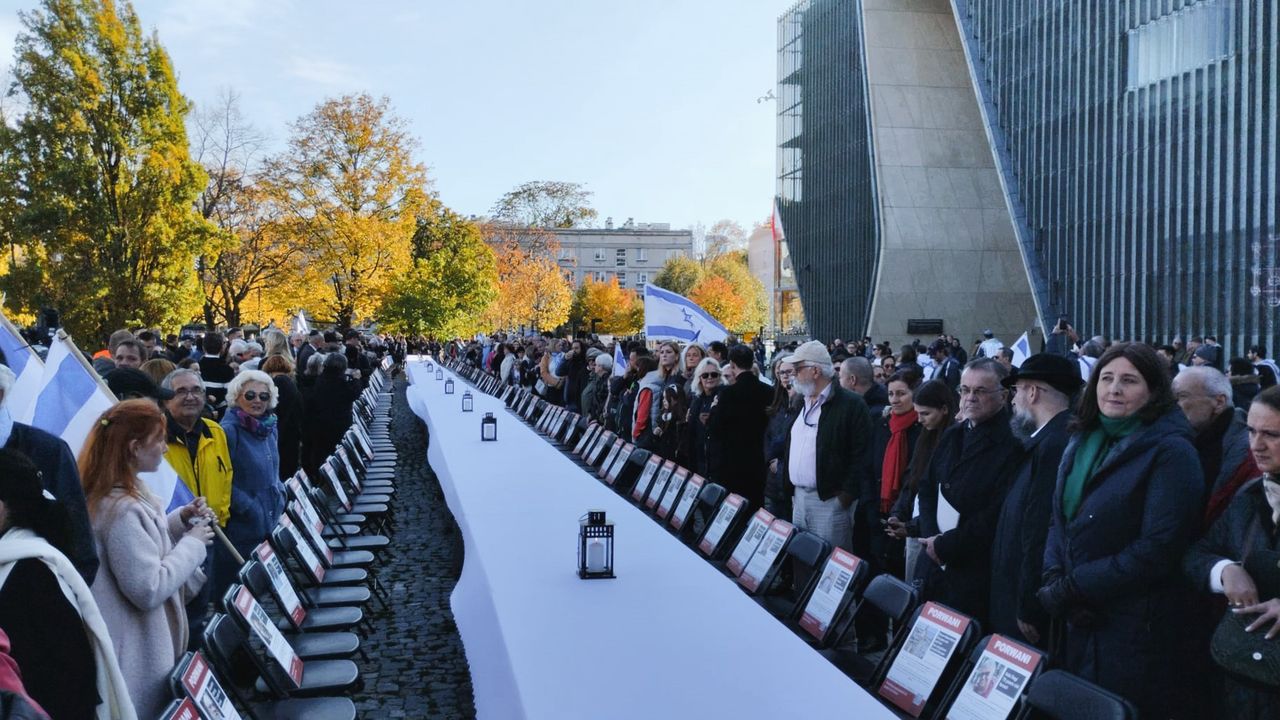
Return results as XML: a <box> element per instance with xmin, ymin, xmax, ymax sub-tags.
<box><xmin>81</xmin><ymin>400</ymin><xmax>214</xmax><ymax>719</ymax></box>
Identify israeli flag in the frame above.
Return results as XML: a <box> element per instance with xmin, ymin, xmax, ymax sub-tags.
<box><xmin>290</xmin><ymin>312</ymin><xmax>309</xmax><ymax>335</ymax></box>
<box><xmin>612</xmin><ymin>343</ymin><xmax>627</xmax><ymax>378</ymax></box>
<box><xmin>0</xmin><ymin>311</ymin><xmax>43</xmax><ymax>418</ymax></box>
<box><xmin>643</xmin><ymin>284</ymin><xmax>729</xmax><ymax>344</ymax></box>
<box><xmin>23</xmin><ymin>333</ymin><xmax>192</xmax><ymax>512</ymax></box>
<box><xmin>1010</xmin><ymin>331</ymin><xmax>1032</xmax><ymax>368</ymax></box>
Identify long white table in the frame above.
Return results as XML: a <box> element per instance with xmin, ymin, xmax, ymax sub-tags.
<box><xmin>406</xmin><ymin>360</ymin><xmax>894</xmax><ymax>720</ymax></box>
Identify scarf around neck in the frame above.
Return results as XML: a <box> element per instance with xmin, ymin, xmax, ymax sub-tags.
<box><xmin>1063</xmin><ymin>414</ymin><xmax>1143</xmax><ymax>520</ymax></box>
<box><xmin>1263</xmin><ymin>475</ymin><xmax>1280</xmax><ymax>526</ymax></box>
<box><xmin>229</xmin><ymin>407</ymin><xmax>276</xmax><ymax>438</ymax></box>
<box><xmin>880</xmin><ymin>408</ymin><xmax>919</xmax><ymax>513</ymax></box>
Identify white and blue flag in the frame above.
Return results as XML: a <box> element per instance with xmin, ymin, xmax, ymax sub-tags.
<box><xmin>1010</xmin><ymin>331</ymin><xmax>1032</xmax><ymax>368</ymax></box>
<box><xmin>290</xmin><ymin>311</ymin><xmax>309</xmax><ymax>335</ymax></box>
<box><xmin>0</xmin><ymin>311</ymin><xmax>43</xmax><ymax>418</ymax></box>
<box><xmin>643</xmin><ymin>284</ymin><xmax>729</xmax><ymax>345</ymax></box>
<box><xmin>612</xmin><ymin>342</ymin><xmax>627</xmax><ymax>378</ymax></box>
<box><xmin>22</xmin><ymin>332</ymin><xmax>193</xmax><ymax>512</ymax></box>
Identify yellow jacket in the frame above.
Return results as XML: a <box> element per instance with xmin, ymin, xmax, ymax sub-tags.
<box><xmin>164</xmin><ymin>416</ymin><xmax>234</xmax><ymax>525</ymax></box>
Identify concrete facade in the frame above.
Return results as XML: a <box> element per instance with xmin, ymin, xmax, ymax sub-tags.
<box><xmin>547</xmin><ymin>222</ymin><xmax>693</xmax><ymax>293</ymax></box>
<box><xmin>861</xmin><ymin>0</ymin><xmax>1038</xmax><ymax>347</ymax></box>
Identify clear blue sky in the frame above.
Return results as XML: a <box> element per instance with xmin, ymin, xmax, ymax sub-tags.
<box><xmin>0</xmin><ymin>0</ymin><xmax>789</xmax><ymax>230</ymax></box>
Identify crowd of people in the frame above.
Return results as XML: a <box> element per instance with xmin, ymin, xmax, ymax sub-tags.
<box><xmin>448</xmin><ymin>327</ymin><xmax>1280</xmax><ymax>719</ymax></box>
<box><xmin>0</xmin><ymin>324</ymin><xmax>399</xmax><ymax>718</ymax></box>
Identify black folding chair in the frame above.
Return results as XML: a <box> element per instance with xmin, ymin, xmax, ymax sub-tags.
<box><xmin>868</xmin><ymin>602</ymin><xmax>981</xmax><ymax>717</ymax></box>
<box><xmin>934</xmin><ymin>634</ymin><xmax>1046</xmax><ymax>720</ymax></box>
<box><xmin>238</xmin><ymin>561</ymin><xmax>367</xmax><ymax>633</ymax></box>
<box><xmin>786</xmin><ymin>547</ymin><xmax>871</xmax><ymax>649</ymax></box>
<box><xmin>202</xmin><ymin>613</ymin><xmax>360</xmax><ymax>707</ymax></box>
<box><xmin>757</xmin><ymin>529</ymin><xmax>831</xmax><ymax>617</ymax></box>
<box><xmin>824</xmin><ymin>574</ymin><xmax>919</xmax><ymax>685</ymax></box>
<box><xmin>677</xmin><ymin>481</ymin><xmax>726</xmax><ymax>544</ymax></box>
<box><xmin>1016</xmin><ymin>670</ymin><xmax>1138</xmax><ymax>720</ymax></box>
<box><xmin>695</xmin><ymin>491</ymin><xmax>750</xmax><ymax>562</ymax></box>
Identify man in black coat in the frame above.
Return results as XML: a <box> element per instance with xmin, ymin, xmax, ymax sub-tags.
<box><xmin>295</xmin><ymin>329</ymin><xmax>322</xmax><ymax>383</ymax></box>
<box><xmin>918</xmin><ymin>358</ymin><xmax>1024</xmax><ymax>626</ymax></box>
<box><xmin>781</xmin><ymin>341</ymin><xmax>874</xmax><ymax>551</ymax></box>
<box><xmin>197</xmin><ymin>332</ymin><xmax>235</xmax><ymax>416</ymax></box>
<box><xmin>989</xmin><ymin>354</ymin><xmax>1079</xmax><ymax>646</ymax></box>
<box><xmin>0</xmin><ymin>366</ymin><xmax>98</xmax><ymax>584</ymax></box>
<box><xmin>706</xmin><ymin>344</ymin><xmax>773</xmax><ymax>509</ymax></box>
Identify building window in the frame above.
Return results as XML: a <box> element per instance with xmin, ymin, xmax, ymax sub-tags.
<box><xmin>1127</xmin><ymin>1</ymin><xmax>1235</xmax><ymax>90</ymax></box>
<box><xmin>558</xmin><ymin>247</ymin><xmax>573</xmax><ymax>260</ymax></box>
<box><xmin>617</xmin><ymin>272</ymin><xmax>626</xmax><ymax>288</ymax></box>
<box><xmin>615</xmin><ymin>248</ymin><xmax>626</xmax><ymax>266</ymax></box>
<box><xmin>636</xmin><ymin>247</ymin><xmax>648</xmax><ymax>263</ymax></box>
<box><xmin>637</xmin><ymin>273</ymin><xmax>648</xmax><ymax>288</ymax></box>
<box><xmin>594</xmin><ymin>248</ymin><xmax>606</xmax><ymax>263</ymax></box>
<box><xmin>593</xmin><ymin>271</ymin><xmax>607</xmax><ymax>283</ymax></box>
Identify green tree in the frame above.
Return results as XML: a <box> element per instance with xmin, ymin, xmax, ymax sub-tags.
<box><xmin>491</xmin><ymin>180</ymin><xmax>597</xmax><ymax>228</ymax></box>
<box><xmin>260</xmin><ymin>93</ymin><xmax>430</xmax><ymax>328</ymax></box>
<box><xmin>651</xmin><ymin>254</ymin><xmax>703</xmax><ymax>296</ymax></box>
<box><xmin>380</xmin><ymin>203</ymin><xmax>498</xmax><ymax>336</ymax></box>
<box><xmin>0</xmin><ymin>0</ymin><xmax>209</xmax><ymax>341</ymax></box>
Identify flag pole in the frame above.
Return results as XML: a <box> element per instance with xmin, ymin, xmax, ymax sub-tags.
<box><xmin>0</xmin><ymin>311</ymin><xmax>42</xmax><ymax>364</ymax></box>
<box><xmin>56</xmin><ymin>331</ymin><xmax>243</xmax><ymax>562</ymax></box>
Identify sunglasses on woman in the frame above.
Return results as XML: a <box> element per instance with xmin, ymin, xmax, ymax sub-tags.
<box><xmin>242</xmin><ymin>391</ymin><xmax>266</xmax><ymax>401</ymax></box>
<box><xmin>700</xmin><ymin>372</ymin><xmax>721</xmax><ymax>379</ymax></box>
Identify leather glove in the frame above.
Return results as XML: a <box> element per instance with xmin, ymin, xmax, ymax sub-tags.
<box><xmin>1036</xmin><ymin>575</ymin><xmax>1081</xmax><ymax>618</ymax></box>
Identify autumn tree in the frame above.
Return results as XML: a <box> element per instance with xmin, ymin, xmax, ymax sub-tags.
<box><xmin>705</xmin><ymin>250</ymin><xmax>767</xmax><ymax>334</ymax></box>
<box><xmin>689</xmin><ymin>275</ymin><xmax>746</xmax><ymax>332</ymax></box>
<box><xmin>379</xmin><ymin>203</ymin><xmax>498</xmax><ymax>337</ymax></box>
<box><xmin>260</xmin><ymin>93</ymin><xmax>429</xmax><ymax>328</ymax></box>
<box><xmin>481</xmin><ymin>232</ymin><xmax>572</xmax><ymax>333</ymax></box>
<box><xmin>651</xmin><ymin>254</ymin><xmax>704</xmax><ymax>296</ymax></box>
<box><xmin>0</xmin><ymin>0</ymin><xmax>209</xmax><ymax>341</ymax></box>
<box><xmin>569</xmin><ymin>276</ymin><xmax>640</xmax><ymax>335</ymax></box>
<box><xmin>188</xmin><ymin>89</ymin><xmax>296</xmax><ymax>327</ymax></box>
<box><xmin>491</xmin><ymin>180</ymin><xmax>597</xmax><ymax>228</ymax></box>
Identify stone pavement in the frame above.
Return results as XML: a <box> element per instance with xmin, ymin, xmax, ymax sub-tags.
<box><xmin>352</xmin><ymin>378</ymin><xmax>476</xmax><ymax>718</ymax></box>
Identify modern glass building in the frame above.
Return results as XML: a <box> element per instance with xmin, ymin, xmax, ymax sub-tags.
<box><xmin>776</xmin><ymin>0</ymin><xmax>881</xmax><ymax>343</ymax></box>
<box><xmin>779</xmin><ymin>0</ymin><xmax>1279</xmax><ymax>357</ymax></box>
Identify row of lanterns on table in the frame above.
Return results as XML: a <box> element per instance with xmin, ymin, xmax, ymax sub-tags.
<box><xmin>426</xmin><ymin>358</ymin><xmax>610</xmax><ymax>578</ymax></box>
<box><xmin>429</xmin><ymin>359</ymin><xmax>497</xmax><ymax>442</ymax></box>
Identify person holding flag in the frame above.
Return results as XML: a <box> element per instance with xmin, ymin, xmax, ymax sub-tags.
<box><xmin>0</xmin><ymin>362</ymin><xmax>100</xmax><ymax>585</ymax></box>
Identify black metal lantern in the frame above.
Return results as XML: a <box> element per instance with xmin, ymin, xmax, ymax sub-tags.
<box><xmin>445</xmin><ymin>378</ymin><xmax>455</xmax><ymax>395</ymax></box>
<box><xmin>481</xmin><ymin>412</ymin><xmax>497</xmax><ymax>441</ymax></box>
<box><xmin>462</xmin><ymin>391</ymin><xmax>473</xmax><ymax>412</ymax></box>
<box><xmin>435</xmin><ymin>367</ymin><xmax>444</xmax><ymax>381</ymax></box>
<box><xmin>577</xmin><ymin>510</ymin><xmax>615</xmax><ymax>579</ymax></box>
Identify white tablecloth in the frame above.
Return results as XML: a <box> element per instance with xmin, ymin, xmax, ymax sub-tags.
<box><xmin>406</xmin><ymin>361</ymin><xmax>893</xmax><ymax>720</ymax></box>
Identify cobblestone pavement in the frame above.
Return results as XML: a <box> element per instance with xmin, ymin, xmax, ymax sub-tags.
<box><xmin>353</xmin><ymin>378</ymin><xmax>476</xmax><ymax>718</ymax></box>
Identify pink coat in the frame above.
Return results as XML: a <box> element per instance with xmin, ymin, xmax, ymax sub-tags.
<box><xmin>90</xmin><ymin>489</ymin><xmax>206</xmax><ymax>720</ymax></box>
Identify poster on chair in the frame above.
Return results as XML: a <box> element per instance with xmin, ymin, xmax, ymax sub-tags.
<box><xmin>878</xmin><ymin>602</ymin><xmax>971</xmax><ymax>717</ymax></box>
<box><xmin>944</xmin><ymin>635</ymin><xmax>1041</xmax><ymax>720</ymax></box>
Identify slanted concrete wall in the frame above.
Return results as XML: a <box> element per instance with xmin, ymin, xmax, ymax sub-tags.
<box><xmin>861</xmin><ymin>0</ymin><xmax>1038</xmax><ymax>350</ymax></box>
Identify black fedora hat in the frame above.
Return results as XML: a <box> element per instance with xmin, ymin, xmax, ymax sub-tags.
<box><xmin>1001</xmin><ymin>353</ymin><xmax>1082</xmax><ymax>396</ymax></box>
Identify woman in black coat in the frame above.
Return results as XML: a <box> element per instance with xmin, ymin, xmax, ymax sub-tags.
<box><xmin>1183</xmin><ymin>385</ymin><xmax>1280</xmax><ymax>718</ymax></box>
<box><xmin>303</xmin><ymin>353</ymin><xmax>361</xmax><ymax>477</ymax></box>
<box><xmin>764</xmin><ymin>359</ymin><xmax>799</xmax><ymax>520</ymax></box>
<box><xmin>1040</xmin><ymin>343</ymin><xmax>1203</xmax><ymax>719</ymax></box>
<box><xmin>684</xmin><ymin>358</ymin><xmax>722</xmax><ymax>478</ymax></box>
<box><xmin>867</xmin><ymin>372</ymin><xmax>921</xmax><ymax>576</ymax></box>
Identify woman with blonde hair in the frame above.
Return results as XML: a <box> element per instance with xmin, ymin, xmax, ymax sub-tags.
<box><xmin>684</xmin><ymin>357</ymin><xmax>723</xmax><ymax>476</ymax></box>
<box><xmin>219</xmin><ymin>370</ymin><xmax>283</xmax><ymax>588</ymax></box>
<box><xmin>81</xmin><ymin>400</ymin><xmax>213</xmax><ymax>719</ymax></box>
<box><xmin>261</xmin><ymin>328</ymin><xmax>292</xmax><ymax>361</ymax></box>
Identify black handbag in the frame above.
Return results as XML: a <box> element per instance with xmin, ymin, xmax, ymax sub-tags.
<box><xmin>1209</xmin><ymin>541</ymin><xmax>1280</xmax><ymax>689</ymax></box>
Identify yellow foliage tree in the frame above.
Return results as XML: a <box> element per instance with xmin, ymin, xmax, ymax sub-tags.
<box><xmin>689</xmin><ymin>275</ymin><xmax>747</xmax><ymax>333</ymax></box>
<box><xmin>570</xmin><ymin>277</ymin><xmax>641</xmax><ymax>335</ymax></box>
<box><xmin>482</xmin><ymin>237</ymin><xmax>572</xmax><ymax>333</ymax></box>
<box><xmin>260</xmin><ymin>93</ymin><xmax>429</xmax><ymax>328</ymax></box>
